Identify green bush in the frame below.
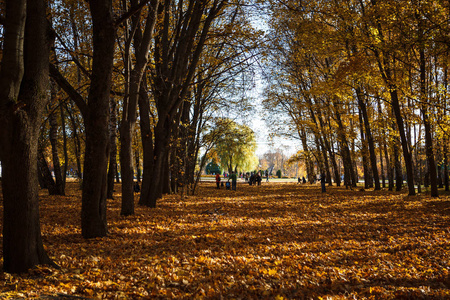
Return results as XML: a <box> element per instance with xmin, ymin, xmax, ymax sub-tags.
<box><xmin>276</xmin><ymin>170</ymin><xmax>282</xmax><ymax>178</ymax></box>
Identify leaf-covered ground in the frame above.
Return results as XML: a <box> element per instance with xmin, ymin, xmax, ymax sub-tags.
<box><xmin>1</xmin><ymin>182</ymin><xmax>450</xmax><ymax>299</ymax></box>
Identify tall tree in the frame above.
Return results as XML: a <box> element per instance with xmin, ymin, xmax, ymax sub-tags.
<box><xmin>139</xmin><ymin>0</ymin><xmax>228</xmax><ymax>208</ymax></box>
<box><xmin>50</xmin><ymin>0</ymin><xmax>116</xmax><ymax>238</ymax></box>
<box><xmin>119</xmin><ymin>0</ymin><xmax>159</xmax><ymax>216</ymax></box>
<box><xmin>0</xmin><ymin>0</ymin><xmax>55</xmax><ymax>273</ymax></box>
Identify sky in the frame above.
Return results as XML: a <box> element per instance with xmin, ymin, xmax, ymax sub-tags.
<box><xmin>249</xmin><ymin>86</ymin><xmax>300</xmax><ymax>158</ymax></box>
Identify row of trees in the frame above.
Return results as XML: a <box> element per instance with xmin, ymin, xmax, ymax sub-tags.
<box><xmin>261</xmin><ymin>0</ymin><xmax>450</xmax><ymax>194</ymax></box>
<box><xmin>0</xmin><ymin>0</ymin><xmax>261</xmax><ymax>273</ymax></box>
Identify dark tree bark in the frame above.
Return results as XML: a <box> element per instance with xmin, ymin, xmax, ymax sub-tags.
<box><xmin>391</xmin><ymin>89</ymin><xmax>415</xmax><ymax>195</ymax></box>
<box><xmin>384</xmin><ymin>141</ymin><xmax>394</xmax><ymax>191</ymax></box>
<box><xmin>80</xmin><ymin>0</ymin><xmax>116</xmax><ymax>238</ymax></box>
<box><xmin>333</xmin><ymin>100</ymin><xmax>356</xmax><ymax>187</ymax></box>
<box><xmin>60</xmin><ymin>99</ymin><xmax>68</xmax><ymax>189</ymax></box>
<box><xmin>138</xmin><ymin>80</ymin><xmax>154</xmax><ymax>206</ymax></box>
<box><xmin>49</xmin><ymin>100</ymin><xmax>65</xmax><ymax>195</ymax></box>
<box><xmin>356</xmin><ymin>87</ymin><xmax>380</xmax><ymax>190</ymax></box>
<box><xmin>359</xmin><ymin>109</ymin><xmax>372</xmax><ymax>189</ymax></box>
<box><xmin>0</xmin><ymin>0</ymin><xmax>55</xmax><ymax>273</ymax></box>
<box><xmin>119</xmin><ymin>0</ymin><xmax>159</xmax><ymax>215</ymax></box>
<box><xmin>107</xmin><ymin>96</ymin><xmax>118</xmax><ymax>199</ymax></box>
<box><xmin>38</xmin><ymin>146</ymin><xmax>57</xmax><ymax>194</ymax></box>
<box><xmin>65</xmin><ymin>103</ymin><xmax>83</xmax><ymax>179</ymax></box>
<box><xmin>379</xmin><ymin>145</ymin><xmax>385</xmax><ymax>188</ymax></box>
<box><xmin>51</xmin><ymin>0</ymin><xmax>116</xmax><ymax>238</ymax></box>
<box><xmin>140</xmin><ymin>0</ymin><xmax>228</xmax><ymax>207</ymax></box>
<box><xmin>418</xmin><ymin>22</ymin><xmax>438</xmax><ymax>197</ymax></box>
<box><xmin>369</xmin><ymin>9</ymin><xmax>415</xmax><ymax>195</ymax></box>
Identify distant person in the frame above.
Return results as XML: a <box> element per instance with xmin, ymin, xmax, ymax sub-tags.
<box><xmin>133</xmin><ymin>182</ymin><xmax>140</xmax><ymax>193</ymax></box>
<box><xmin>230</xmin><ymin>171</ymin><xmax>237</xmax><ymax>190</ymax></box>
<box><xmin>256</xmin><ymin>172</ymin><xmax>262</xmax><ymax>186</ymax></box>
<box><xmin>302</xmin><ymin>176</ymin><xmax>306</xmax><ymax>184</ymax></box>
<box><xmin>249</xmin><ymin>173</ymin><xmax>254</xmax><ymax>186</ymax></box>
<box><xmin>298</xmin><ymin>177</ymin><xmax>301</xmax><ymax>184</ymax></box>
<box><xmin>320</xmin><ymin>173</ymin><xmax>326</xmax><ymax>193</ymax></box>
<box><xmin>215</xmin><ymin>173</ymin><xmax>221</xmax><ymax>189</ymax></box>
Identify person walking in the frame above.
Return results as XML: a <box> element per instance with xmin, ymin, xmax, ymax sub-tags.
<box><xmin>230</xmin><ymin>171</ymin><xmax>237</xmax><ymax>191</ymax></box>
<box><xmin>320</xmin><ymin>173</ymin><xmax>326</xmax><ymax>193</ymax></box>
<box><xmin>215</xmin><ymin>173</ymin><xmax>221</xmax><ymax>189</ymax></box>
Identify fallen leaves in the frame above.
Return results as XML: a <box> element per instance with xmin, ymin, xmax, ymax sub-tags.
<box><xmin>1</xmin><ymin>183</ymin><xmax>450</xmax><ymax>299</ymax></box>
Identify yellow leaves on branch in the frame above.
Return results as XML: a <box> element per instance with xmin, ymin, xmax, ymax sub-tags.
<box><xmin>1</xmin><ymin>182</ymin><xmax>450</xmax><ymax>299</ymax></box>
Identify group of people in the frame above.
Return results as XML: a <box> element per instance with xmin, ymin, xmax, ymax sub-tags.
<box><xmin>247</xmin><ymin>172</ymin><xmax>262</xmax><ymax>186</ymax></box>
<box><xmin>216</xmin><ymin>170</ymin><xmax>268</xmax><ymax>191</ymax></box>
<box><xmin>297</xmin><ymin>174</ymin><xmax>327</xmax><ymax>193</ymax></box>
<box><xmin>215</xmin><ymin>172</ymin><xmax>237</xmax><ymax>190</ymax></box>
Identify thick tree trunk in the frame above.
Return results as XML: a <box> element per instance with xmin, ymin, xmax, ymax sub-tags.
<box><xmin>2</xmin><ymin>126</ymin><xmax>54</xmax><ymax>273</ymax></box>
<box><xmin>81</xmin><ymin>0</ymin><xmax>115</xmax><ymax>238</ymax></box>
<box><xmin>119</xmin><ymin>121</ymin><xmax>135</xmax><ymax>215</ymax></box>
<box><xmin>140</xmin><ymin>117</ymin><xmax>170</xmax><ymax>207</ymax></box>
<box><xmin>0</xmin><ymin>0</ymin><xmax>55</xmax><ymax>273</ymax></box>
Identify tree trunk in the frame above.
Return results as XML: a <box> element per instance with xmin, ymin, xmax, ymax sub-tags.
<box><xmin>135</xmin><ymin>149</ymin><xmax>141</xmax><ymax>182</ymax></box>
<box><xmin>0</xmin><ymin>0</ymin><xmax>55</xmax><ymax>273</ymax></box>
<box><xmin>81</xmin><ymin>0</ymin><xmax>116</xmax><ymax>238</ymax></box>
<box><xmin>334</xmin><ymin>104</ymin><xmax>356</xmax><ymax>187</ymax></box>
<box><xmin>384</xmin><ymin>141</ymin><xmax>394</xmax><ymax>191</ymax></box>
<box><xmin>356</xmin><ymin>87</ymin><xmax>380</xmax><ymax>190</ymax></box>
<box><xmin>49</xmin><ymin>103</ymin><xmax>65</xmax><ymax>195</ymax></box>
<box><xmin>138</xmin><ymin>81</ymin><xmax>154</xmax><ymax>206</ymax></box>
<box><xmin>107</xmin><ymin>96</ymin><xmax>118</xmax><ymax>199</ymax></box>
<box><xmin>119</xmin><ymin>120</ymin><xmax>135</xmax><ymax>215</ymax></box>
<box><xmin>299</xmin><ymin>127</ymin><xmax>315</xmax><ymax>185</ymax></box>
<box><xmin>419</xmin><ymin>38</ymin><xmax>438</xmax><ymax>197</ymax></box>
<box><xmin>119</xmin><ymin>0</ymin><xmax>159</xmax><ymax>215</ymax></box>
<box><xmin>60</xmin><ymin>101</ymin><xmax>68</xmax><ymax>190</ymax></box>
<box><xmin>390</xmin><ymin>89</ymin><xmax>415</xmax><ymax>195</ymax></box>
<box><xmin>393</xmin><ymin>137</ymin><xmax>402</xmax><ymax>192</ymax></box>
<box><xmin>379</xmin><ymin>145</ymin><xmax>385</xmax><ymax>188</ymax></box>
<box><xmin>66</xmin><ymin>104</ymin><xmax>83</xmax><ymax>179</ymax></box>
<box><xmin>359</xmin><ymin>109</ymin><xmax>372</xmax><ymax>189</ymax></box>
<box><xmin>38</xmin><ymin>146</ymin><xmax>57</xmax><ymax>195</ymax></box>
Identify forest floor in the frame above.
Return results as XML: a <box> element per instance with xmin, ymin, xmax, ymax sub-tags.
<box><xmin>1</xmin><ymin>182</ymin><xmax>450</xmax><ymax>299</ymax></box>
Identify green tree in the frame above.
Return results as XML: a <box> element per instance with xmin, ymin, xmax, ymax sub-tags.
<box><xmin>212</xmin><ymin>118</ymin><xmax>258</xmax><ymax>174</ymax></box>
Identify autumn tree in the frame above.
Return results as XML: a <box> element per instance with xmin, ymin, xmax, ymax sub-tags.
<box><xmin>212</xmin><ymin>118</ymin><xmax>258</xmax><ymax>174</ymax></box>
<box><xmin>138</xmin><ymin>0</ymin><xmax>230</xmax><ymax>208</ymax></box>
<box><xmin>261</xmin><ymin>0</ymin><xmax>450</xmax><ymax>194</ymax></box>
<box><xmin>118</xmin><ymin>0</ymin><xmax>159</xmax><ymax>216</ymax></box>
<box><xmin>167</xmin><ymin>2</ymin><xmax>261</xmax><ymax>195</ymax></box>
<box><xmin>50</xmin><ymin>0</ymin><xmax>117</xmax><ymax>238</ymax></box>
